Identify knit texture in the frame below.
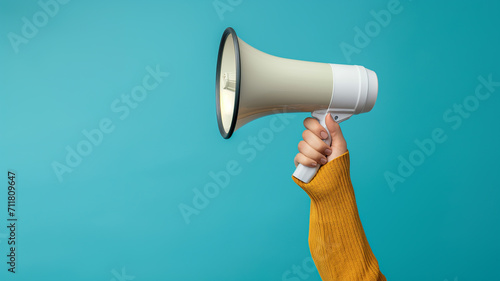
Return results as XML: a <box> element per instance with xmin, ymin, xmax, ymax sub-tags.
<box><xmin>293</xmin><ymin>151</ymin><xmax>386</xmax><ymax>281</ymax></box>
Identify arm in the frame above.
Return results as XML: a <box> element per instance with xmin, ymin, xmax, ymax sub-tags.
<box><xmin>292</xmin><ymin>114</ymin><xmax>386</xmax><ymax>281</ymax></box>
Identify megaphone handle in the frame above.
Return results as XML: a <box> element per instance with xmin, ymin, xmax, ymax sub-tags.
<box><xmin>292</xmin><ymin>112</ymin><xmax>332</xmax><ymax>183</ymax></box>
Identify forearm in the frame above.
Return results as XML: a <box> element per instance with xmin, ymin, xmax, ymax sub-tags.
<box><xmin>293</xmin><ymin>152</ymin><xmax>385</xmax><ymax>281</ymax></box>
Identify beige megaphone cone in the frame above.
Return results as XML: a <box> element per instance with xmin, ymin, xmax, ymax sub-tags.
<box><xmin>215</xmin><ymin>27</ymin><xmax>378</xmax><ymax>183</ymax></box>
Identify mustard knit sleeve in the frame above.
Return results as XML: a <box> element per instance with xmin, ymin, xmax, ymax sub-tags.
<box><xmin>292</xmin><ymin>151</ymin><xmax>386</xmax><ymax>281</ymax></box>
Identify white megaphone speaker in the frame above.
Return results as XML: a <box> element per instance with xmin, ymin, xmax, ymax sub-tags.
<box><xmin>216</xmin><ymin>27</ymin><xmax>378</xmax><ymax>183</ymax></box>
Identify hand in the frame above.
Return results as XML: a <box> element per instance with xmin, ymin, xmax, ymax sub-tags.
<box><xmin>294</xmin><ymin>114</ymin><xmax>348</xmax><ymax>167</ymax></box>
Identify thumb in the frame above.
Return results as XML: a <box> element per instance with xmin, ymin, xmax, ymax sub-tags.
<box><xmin>325</xmin><ymin>114</ymin><xmax>347</xmax><ymax>153</ymax></box>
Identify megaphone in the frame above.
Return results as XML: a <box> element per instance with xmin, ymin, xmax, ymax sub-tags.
<box><xmin>216</xmin><ymin>27</ymin><xmax>378</xmax><ymax>183</ymax></box>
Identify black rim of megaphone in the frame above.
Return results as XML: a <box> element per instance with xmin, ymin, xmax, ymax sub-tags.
<box><xmin>216</xmin><ymin>27</ymin><xmax>241</xmax><ymax>139</ymax></box>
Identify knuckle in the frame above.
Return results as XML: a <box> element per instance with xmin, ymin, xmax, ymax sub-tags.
<box><xmin>304</xmin><ymin>129</ymin><xmax>314</xmax><ymax>139</ymax></box>
<box><xmin>304</xmin><ymin>117</ymin><xmax>319</xmax><ymax>128</ymax></box>
<box><xmin>297</xmin><ymin>154</ymin><xmax>307</xmax><ymax>165</ymax></box>
<box><xmin>303</xmin><ymin>117</ymin><xmax>313</xmax><ymax>126</ymax></box>
<box><xmin>302</xmin><ymin>130</ymin><xmax>309</xmax><ymax>139</ymax></box>
<box><xmin>298</xmin><ymin>140</ymin><xmax>306</xmax><ymax>151</ymax></box>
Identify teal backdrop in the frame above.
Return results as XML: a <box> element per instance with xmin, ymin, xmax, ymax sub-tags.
<box><xmin>1</xmin><ymin>0</ymin><xmax>499</xmax><ymax>280</ymax></box>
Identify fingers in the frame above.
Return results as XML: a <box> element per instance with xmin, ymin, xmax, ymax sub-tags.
<box><xmin>295</xmin><ymin>115</ymin><xmax>348</xmax><ymax>168</ymax></box>
<box><xmin>297</xmin><ymin>140</ymin><xmax>328</xmax><ymax>167</ymax></box>
<box><xmin>303</xmin><ymin>117</ymin><xmax>329</xmax><ymax>140</ymax></box>
<box><xmin>302</xmin><ymin>129</ymin><xmax>331</xmax><ymax>155</ymax></box>
<box><xmin>295</xmin><ymin>152</ymin><xmax>318</xmax><ymax>168</ymax></box>
<box><xmin>294</xmin><ymin>153</ymin><xmax>315</xmax><ymax>167</ymax></box>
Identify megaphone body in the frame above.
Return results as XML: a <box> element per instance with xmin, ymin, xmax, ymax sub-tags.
<box><xmin>216</xmin><ymin>27</ymin><xmax>378</xmax><ymax>183</ymax></box>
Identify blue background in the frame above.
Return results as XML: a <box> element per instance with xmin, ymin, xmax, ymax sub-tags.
<box><xmin>1</xmin><ymin>0</ymin><xmax>499</xmax><ymax>280</ymax></box>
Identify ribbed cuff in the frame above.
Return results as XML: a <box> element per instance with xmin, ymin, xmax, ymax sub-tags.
<box><xmin>293</xmin><ymin>151</ymin><xmax>354</xmax><ymax>204</ymax></box>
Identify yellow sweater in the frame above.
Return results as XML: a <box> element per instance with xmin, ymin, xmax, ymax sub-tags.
<box><xmin>293</xmin><ymin>151</ymin><xmax>386</xmax><ymax>281</ymax></box>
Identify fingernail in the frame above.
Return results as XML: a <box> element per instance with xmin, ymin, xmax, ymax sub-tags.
<box><xmin>325</xmin><ymin>149</ymin><xmax>332</xmax><ymax>155</ymax></box>
<box><xmin>320</xmin><ymin>131</ymin><xmax>328</xmax><ymax>139</ymax></box>
<box><xmin>311</xmin><ymin>162</ymin><xmax>317</xmax><ymax>167</ymax></box>
<box><xmin>320</xmin><ymin>158</ymin><xmax>327</xmax><ymax>164</ymax></box>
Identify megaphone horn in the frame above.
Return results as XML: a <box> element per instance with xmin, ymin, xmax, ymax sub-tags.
<box><xmin>216</xmin><ymin>27</ymin><xmax>378</xmax><ymax>183</ymax></box>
